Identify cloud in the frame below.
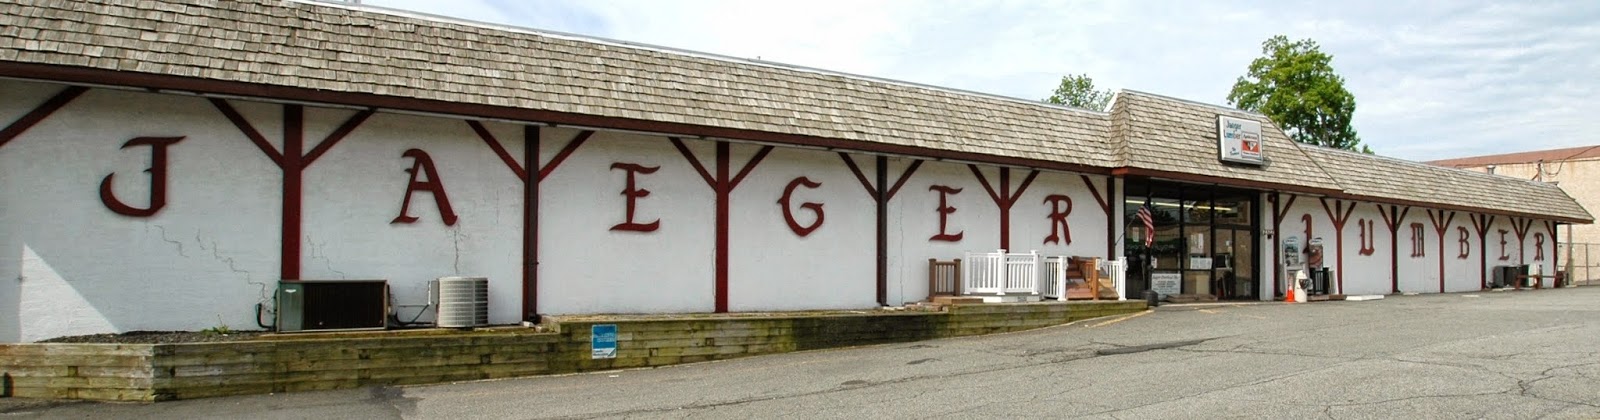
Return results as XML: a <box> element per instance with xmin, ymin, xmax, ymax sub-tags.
<box><xmin>361</xmin><ymin>0</ymin><xmax>1600</xmax><ymax>161</ymax></box>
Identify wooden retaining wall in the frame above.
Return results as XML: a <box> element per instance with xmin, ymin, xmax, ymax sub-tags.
<box><xmin>0</xmin><ymin>344</ymin><xmax>157</xmax><ymax>401</ymax></box>
<box><xmin>0</xmin><ymin>301</ymin><xmax>1145</xmax><ymax>401</ymax></box>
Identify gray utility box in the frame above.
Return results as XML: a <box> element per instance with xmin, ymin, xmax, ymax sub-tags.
<box><xmin>277</xmin><ymin>280</ymin><xmax>389</xmax><ymax>332</ymax></box>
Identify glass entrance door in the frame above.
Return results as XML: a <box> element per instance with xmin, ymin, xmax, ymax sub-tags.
<box><xmin>1124</xmin><ymin>180</ymin><xmax>1260</xmax><ymax>300</ymax></box>
<box><xmin>1212</xmin><ymin>228</ymin><xmax>1256</xmax><ymax>300</ymax></box>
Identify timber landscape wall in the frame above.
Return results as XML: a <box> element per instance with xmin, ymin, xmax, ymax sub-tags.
<box><xmin>0</xmin><ymin>301</ymin><xmax>1145</xmax><ymax>402</ymax></box>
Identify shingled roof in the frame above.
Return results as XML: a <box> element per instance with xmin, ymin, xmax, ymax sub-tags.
<box><xmin>1428</xmin><ymin>145</ymin><xmax>1600</xmax><ymax>168</ymax></box>
<box><xmin>1303</xmin><ymin>145</ymin><xmax>1592</xmax><ymax>222</ymax></box>
<box><xmin>0</xmin><ymin>0</ymin><xmax>1112</xmax><ymax>170</ymax></box>
<box><xmin>1107</xmin><ymin>91</ymin><xmax>1343</xmax><ymax>193</ymax></box>
<box><xmin>0</xmin><ymin>0</ymin><xmax>1589</xmax><ymax>223</ymax></box>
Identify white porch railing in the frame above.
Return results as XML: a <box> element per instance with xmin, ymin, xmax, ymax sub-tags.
<box><xmin>962</xmin><ymin>251</ymin><xmax>1130</xmax><ymax>301</ymax></box>
<box><xmin>1102</xmin><ymin>258</ymin><xmax>1128</xmax><ymax>301</ymax></box>
<box><xmin>1043</xmin><ymin>256</ymin><xmax>1065</xmax><ymax>299</ymax></box>
<box><xmin>1042</xmin><ymin>256</ymin><xmax>1129</xmax><ymax>301</ymax></box>
<box><xmin>962</xmin><ymin>249</ymin><xmax>1041</xmax><ymax>295</ymax></box>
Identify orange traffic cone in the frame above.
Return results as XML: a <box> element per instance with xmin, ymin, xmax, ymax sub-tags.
<box><xmin>1284</xmin><ymin>287</ymin><xmax>1297</xmax><ymax>303</ymax></box>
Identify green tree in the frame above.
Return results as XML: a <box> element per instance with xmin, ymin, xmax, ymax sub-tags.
<box><xmin>1044</xmin><ymin>73</ymin><xmax>1113</xmax><ymax>111</ymax></box>
<box><xmin>1227</xmin><ymin>35</ymin><xmax>1366</xmax><ymax>152</ymax></box>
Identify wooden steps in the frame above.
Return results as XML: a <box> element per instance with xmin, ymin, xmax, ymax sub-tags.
<box><xmin>1064</xmin><ymin>279</ymin><xmax>1118</xmax><ymax>300</ymax></box>
<box><xmin>1063</xmin><ymin>257</ymin><xmax>1116</xmax><ymax>300</ymax></box>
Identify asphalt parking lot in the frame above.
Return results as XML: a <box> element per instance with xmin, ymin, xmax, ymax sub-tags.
<box><xmin>7</xmin><ymin>287</ymin><xmax>1600</xmax><ymax>419</ymax></box>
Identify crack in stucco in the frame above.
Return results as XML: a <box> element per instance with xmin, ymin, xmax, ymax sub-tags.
<box><xmin>450</xmin><ymin>229</ymin><xmax>465</xmax><ymax>275</ymax></box>
<box><xmin>147</xmin><ymin>223</ymin><xmax>186</xmax><ymax>257</ymax></box>
<box><xmin>304</xmin><ymin>233</ymin><xmax>347</xmax><ymax>280</ymax></box>
<box><xmin>195</xmin><ymin>233</ymin><xmax>261</xmax><ymax>296</ymax></box>
<box><xmin>194</xmin><ymin>233</ymin><xmax>248</xmax><ymax>279</ymax></box>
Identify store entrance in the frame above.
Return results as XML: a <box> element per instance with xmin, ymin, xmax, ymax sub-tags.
<box><xmin>1124</xmin><ymin>180</ymin><xmax>1260</xmax><ymax>300</ymax></box>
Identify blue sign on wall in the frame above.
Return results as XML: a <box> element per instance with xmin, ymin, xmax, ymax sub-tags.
<box><xmin>591</xmin><ymin>324</ymin><xmax>618</xmax><ymax>359</ymax></box>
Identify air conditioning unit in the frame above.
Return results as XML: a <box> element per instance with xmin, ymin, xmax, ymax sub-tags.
<box><xmin>277</xmin><ymin>280</ymin><xmax>389</xmax><ymax>332</ymax></box>
<box><xmin>435</xmin><ymin>276</ymin><xmax>488</xmax><ymax>328</ymax></box>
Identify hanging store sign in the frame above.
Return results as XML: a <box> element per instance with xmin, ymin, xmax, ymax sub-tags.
<box><xmin>1217</xmin><ymin>115</ymin><xmax>1264</xmax><ymax>165</ymax></box>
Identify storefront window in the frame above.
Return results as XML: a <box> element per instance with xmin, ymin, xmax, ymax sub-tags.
<box><xmin>1124</xmin><ymin>180</ymin><xmax>1261</xmax><ymax>300</ymax></box>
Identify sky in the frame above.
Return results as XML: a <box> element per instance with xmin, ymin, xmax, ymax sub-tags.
<box><xmin>356</xmin><ymin>0</ymin><xmax>1600</xmax><ymax>162</ymax></box>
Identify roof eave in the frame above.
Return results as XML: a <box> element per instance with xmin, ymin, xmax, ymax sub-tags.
<box><xmin>0</xmin><ymin>61</ymin><xmax>1114</xmax><ymax>176</ymax></box>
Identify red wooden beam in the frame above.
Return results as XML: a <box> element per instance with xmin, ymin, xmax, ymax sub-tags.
<box><xmin>209</xmin><ymin>98</ymin><xmax>286</xmax><ymax>167</ymax></box>
<box><xmin>301</xmin><ymin>110</ymin><xmax>375</xmax><ymax>165</ymax></box>
<box><xmin>884</xmin><ymin>160</ymin><xmax>923</xmax><ymax>201</ymax></box>
<box><xmin>280</xmin><ymin>105</ymin><xmax>305</xmax><ymax>281</ymax></box>
<box><xmin>1378</xmin><ymin>204</ymin><xmax>1410</xmax><ymax>293</ymax></box>
<box><xmin>1426</xmin><ymin>209</ymin><xmax>1456</xmax><ymax>293</ymax></box>
<box><xmin>209</xmin><ymin>101</ymin><xmax>372</xmax><ymax>281</ymax></box>
<box><xmin>1470</xmin><ymin>214</ymin><xmax>1495</xmax><ymax>289</ymax></box>
<box><xmin>1081</xmin><ymin>175</ymin><xmax>1115</xmax><ymax>259</ymax></box>
<box><xmin>1512</xmin><ymin>218</ymin><xmax>1534</xmax><ymax>266</ymax></box>
<box><xmin>671</xmin><ymin>138</ymin><xmax>774</xmax><ymax>312</ymax></box>
<box><xmin>969</xmin><ymin>166</ymin><xmax>1039</xmax><ymax>250</ymax></box>
<box><xmin>1319</xmin><ymin>198</ymin><xmax>1356</xmax><ymax>294</ymax></box>
<box><xmin>838</xmin><ymin>153</ymin><xmax>876</xmax><ymax>197</ymax></box>
<box><xmin>467</xmin><ymin>121</ymin><xmax>528</xmax><ymax>180</ymax></box>
<box><xmin>538</xmin><ymin>131</ymin><xmax>593</xmax><ymax>182</ymax></box>
<box><xmin>839</xmin><ymin>154</ymin><xmax>923</xmax><ymax>305</ymax></box>
<box><xmin>0</xmin><ymin>86</ymin><xmax>87</xmax><ymax>150</ymax></box>
<box><xmin>467</xmin><ymin>122</ymin><xmax>592</xmax><ymax>319</ymax></box>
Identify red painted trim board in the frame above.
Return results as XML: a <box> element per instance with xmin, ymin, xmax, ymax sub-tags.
<box><xmin>0</xmin><ymin>86</ymin><xmax>87</xmax><ymax>150</ymax></box>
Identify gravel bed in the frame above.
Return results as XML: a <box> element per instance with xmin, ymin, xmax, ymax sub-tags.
<box><xmin>38</xmin><ymin>330</ymin><xmax>266</xmax><ymax>344</ymax></box>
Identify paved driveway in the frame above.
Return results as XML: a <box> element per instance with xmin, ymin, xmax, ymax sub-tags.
<box><xmin>9</xmin><ymin>288</ymin><xmax>1600</xmax><ymax>419</ymax></box>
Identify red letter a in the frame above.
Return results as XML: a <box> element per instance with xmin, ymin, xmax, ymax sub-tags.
<box><xmin>393</xmin><ymin>149</ymin><xmax>459</xmax><ymax>226</ymax></box>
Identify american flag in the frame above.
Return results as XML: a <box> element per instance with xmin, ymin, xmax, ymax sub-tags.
<box><xmin>1136</xmin><ymin>204</ymin><xmax>1154</xmax><ymax>247</ymax></box>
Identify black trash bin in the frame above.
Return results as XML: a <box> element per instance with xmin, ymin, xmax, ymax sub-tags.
<box><xmin>1308</xmin><ymin>268</ymin><xmax>1331</xmax><ymax>295</ymax></box>
<box><xmin>1143</xmin><ymin>289</ymin><xmax>1160</xmax><ymax>308</ymax></box>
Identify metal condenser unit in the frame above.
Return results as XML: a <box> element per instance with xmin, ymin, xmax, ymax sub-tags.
<box><xmin>435</xmin><ymin>276</ymin><xmax>488</xmax><ymax>328</ymax></box>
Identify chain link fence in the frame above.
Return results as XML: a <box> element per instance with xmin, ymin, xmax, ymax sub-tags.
<box><xmin>1558</xmin><ymin>242</ymin><xmax>1600</xmax><ymax>286</ymax></box>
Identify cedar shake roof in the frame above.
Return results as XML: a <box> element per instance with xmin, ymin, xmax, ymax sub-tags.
<box><xmin>0</xmin><ymin>0</ymin><xmax>1590</xmax><ymax>223</ymax></box>
<box><xmin>0</xmin><ymin>0</ymin><xmax>1113</xmax><ymax>169</ymax></box>
<box><xmin>1428</xmin><ymin>145</ymin><xmax>1600</xmax><ymax>168</ymax></box>
<box><xmin>1108</xmin><ymin>90</ymin><xmax>1343</xmax><ymax>193</ymax></box>
<box><xmin>1303</xmin><ymin>146</ymin><xmax>1592</xmax><ymax>222</ymax></box>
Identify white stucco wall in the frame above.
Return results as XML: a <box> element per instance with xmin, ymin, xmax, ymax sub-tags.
<box><xmin>1440</xmin><ymin>212</ymin><xmax>1482</xmax><ymax>293</ymax></box>
<box><xmin>887</xmin><ymin>160</ymin><xmax>1001</xmax><ymax>305</ymax></box>
<box><xmin>1480</xmin><ymin>217</ymin><xmax>1559</xmax><ymax>286</ymax></box>
<box><xmin>1282</xmin><ymin>196</ymin><xmax>1339</xmax><ymax>292</ymax></box>
<box><xmin>3</xmin><ymin>77</ymin><xmax>1577</xmax><ymax>342</ymax></box>
<box><xmin>1394</xmin><ymin>209</ymin><xmax>1433</xmax><ymax>293</ymax></box>
<box><xmin>1</xmin><ymin>80</ymin><xmax>279</xmax><ymax>342</ymax></box>
<box><xmin>727</xmin><ymin>147</ymin><xmax>875</xmax><ymax>312</ymax></box>
<box><xmin>1011</xmin><ymin>172</ymin><xmax>1114</xmax><ymax>261</ymax></box>
<box><xmin>299</xmin><ymin>113</ymin><xmax>523</xmax><ymax>322</ymax></box>
<box><xmin>537</xmin><ymin>129</ymin><xmax>716</xmax><ymax>314</ymax></box>
<box><xmin>1340</xmin><ymin>203</ymin><xmax>1393</xmax><ymax>296</ymax></box>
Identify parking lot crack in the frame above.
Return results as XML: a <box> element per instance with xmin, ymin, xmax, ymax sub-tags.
<box><xmin>1094</xmin><ymin>338</ymin><xmax>1213</xmax><ymax>356</ymax></box>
